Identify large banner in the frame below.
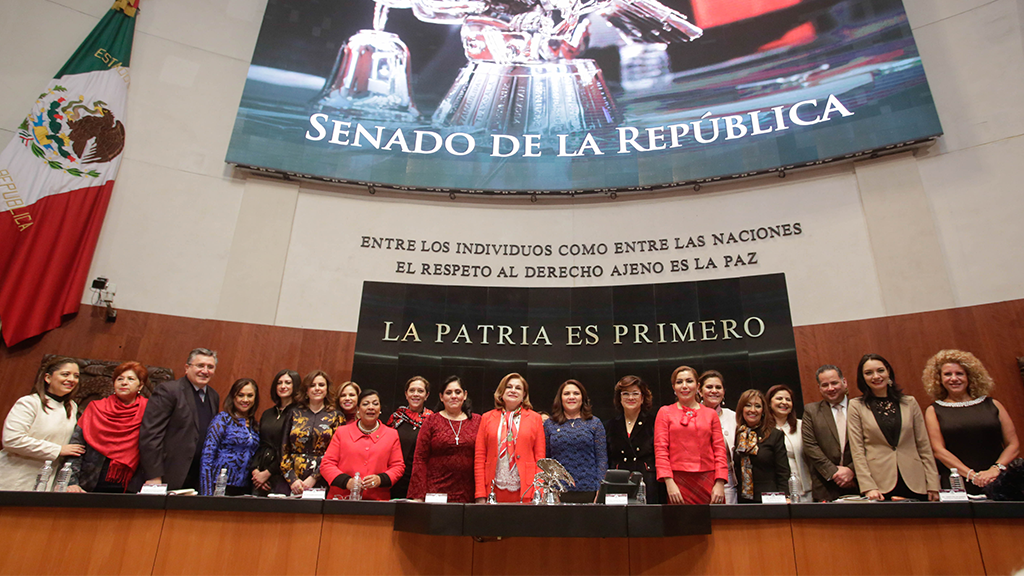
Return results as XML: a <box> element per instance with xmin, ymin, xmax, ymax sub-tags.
<box><xmin>227</xmin><ymin>0</ymin><xmax>941</xmax><ymax>194</ymax></box>
<box><xmin>352</xmin><ymin>274</ymin><xmax>801</xmax><ymax>421</ymax></box>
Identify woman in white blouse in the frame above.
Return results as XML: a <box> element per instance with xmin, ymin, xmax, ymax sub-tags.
<box><xmin>767</xmin><ymin>384</ymin><xmax>812</xmax><ymax>501</ymax></box>
<box><xmin>0</xmin><ymin>357</ymin><xmax>85</xmax><ymax>491</ymax></box>
<box><xmin>699</xmin><ymin>370</ymin><xmax>737</xmax><ymax>504</ymax></box>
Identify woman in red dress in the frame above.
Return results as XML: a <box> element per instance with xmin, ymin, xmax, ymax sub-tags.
<box><xmin>407</xmin><ymin>376</ymin><xmax>481</xmax><ymax>502</ymax></box>
<box><xmin>654</xmin><ymin>365</ymin><xmax>729</xmax><ymax>504</ymax></box>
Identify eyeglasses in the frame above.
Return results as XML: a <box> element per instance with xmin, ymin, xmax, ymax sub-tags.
<box><xmin>620</xmin><ymin>392</ymin><xmax>642</xmax><ymax>398</ymax></box>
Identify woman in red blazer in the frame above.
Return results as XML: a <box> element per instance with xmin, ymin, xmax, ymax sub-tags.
<box><xmin>655</xmin><ymin>365</ymin><xmax>729</xmax><ymax>504</ymax></box>
<box><xmin>474</xmin><ymin>373</ymin><xmax>546</xmax><ymax>503</ymax></box>
<box><xmin>320</xmin><ymin>389</ymin><xmax>404</xmax><ymax>500</ymax></box>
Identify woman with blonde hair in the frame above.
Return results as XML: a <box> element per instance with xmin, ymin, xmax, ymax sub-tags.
<box><xmin>922</xmin><ymin>350</ymin><xmax>1019</xmax><ymax>494</ymax></box>
<box><xmin>474</xmin><ymin>372</ymin><xmax>545</xmax><ymax>503</ymax></box>
<box><xmin>337</xmin><ymin>381</ymin><xmax>361</xmax><ymax>424</ymax></box>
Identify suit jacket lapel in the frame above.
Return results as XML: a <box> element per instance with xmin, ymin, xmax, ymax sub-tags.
<box><xmin>821</xmin><ymin>400</ymin><xmax>840</xmax><ymax>446</ymax></box>
<box><xmin>181</xmin><ymin>377</ymin><xmax>200</xmax><ymax>434</ymax></box>
<box><xmin>898</xmin><ymin>397</ymin><xmax>913</xmax><ymax>444</ymax></box>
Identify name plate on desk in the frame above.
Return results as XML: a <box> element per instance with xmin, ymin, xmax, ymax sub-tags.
<box><xmin>761</xmin><ymin>493</ymin><xmax>788</xmax><ymax>504</ymax></box>
<box><xmin>301</xmin><ymin>489</ymin><xmax>326</xmax><ymax>500</ymax></box>
<box><xmin>139</xmin><ymin>484</ymin><xmax>167</xmax><ymax>495</ymax></box>
<box><xmin>939</xmin><ymin>490</ymin><xmax>969</xmax><ymax>502</ymax></box>
<box><xmin>605</xmin><ymin>494</ymin><xmax>628</xmax><ymax>505</ymax></box>
<box><xmin>425</xmin><ymin>493</ymin><xmax>448</xmax><ymax>503</ymax></box>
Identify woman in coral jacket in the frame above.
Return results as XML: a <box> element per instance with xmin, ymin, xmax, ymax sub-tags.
<box><xmin>654</xmin><ymin>365</ymin><xmax>729</xmax><ymax>504</ymax></box>
<box><xmin>474</xmin><ymin>373</ymin><xmax>546</xmax><ymax>503</ymax></box>
<box><xmin>320</xmin><ymin>389</ymin><xmax>404</xmax><ymax>500</ymax></box>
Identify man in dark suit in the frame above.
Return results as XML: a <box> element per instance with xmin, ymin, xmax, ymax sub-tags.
<box><xmin>139</xmin><ymin>348</ymin><xmax>221</xmax><ymax>490</ymax></box>
<box><xmin>801</xmin><ymin>364</ymin><xmax>858</xmax><ymax>502</ymax></box>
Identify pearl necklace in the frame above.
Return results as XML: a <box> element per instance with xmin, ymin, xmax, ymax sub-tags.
<box><xmin>357</xmin><ymin>420</ymin><xmax>380</xmax><ymax>435</ymax></box>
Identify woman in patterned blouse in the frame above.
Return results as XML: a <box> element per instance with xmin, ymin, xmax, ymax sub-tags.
<box><xmin>200</xmin><ymin>378</ymin><xmax>261</xmax><ymax>495</ymax></box>
<box><xmin>544</xmin><ymin>379</ymin><xmax>607</xmax><ymax>502</ymax></box>
<box><xmin>281</xmin><ymin>370</ymin><xmax>344</xmax><ymax>495</ymax></box>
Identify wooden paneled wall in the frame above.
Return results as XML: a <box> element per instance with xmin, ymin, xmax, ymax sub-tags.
<box><xmin>793</xmin><ymin>299</ymin><xmax>1024</xmax><ymax>427</ymax></box>
<box><xmin>0</xmin><ymin>306</ymin><xmax>356</xmax><ymax>425</ymax></box>
<box><xmin>2</xmin><ymin>299</ymin><xmax>1023</xmax><ymax>432</ymax></box>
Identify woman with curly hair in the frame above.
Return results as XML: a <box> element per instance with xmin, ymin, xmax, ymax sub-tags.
<box><xmin>922</xmin><ymin>350</ymin><xmax>1019</xmax><ymax>494</ymax></box>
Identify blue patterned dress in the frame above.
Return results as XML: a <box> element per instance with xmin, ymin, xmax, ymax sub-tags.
<box><xmin>200</xmin><ymin>412</ymin><xmax>260</xmax><ymax>495</ymax></box>
<box><xmin>544</xmin><ymin>417</ymin><xmax>608</xmax><ymax>492</ymax></box>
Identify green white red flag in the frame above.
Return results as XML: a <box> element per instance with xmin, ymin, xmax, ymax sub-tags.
<box><xmin>0</xmin><ymin>0</ymin><xmax>139</xmax><ymax>346</ymax></box>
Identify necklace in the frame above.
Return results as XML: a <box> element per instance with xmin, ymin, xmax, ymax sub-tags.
<box><xmin>936</xmin><ymin>395</ymin><xmax>986</xmax><ymax>408</ymax></box>
<box><xmin>447</xmin><ymin>416</ymin><xmax>464</xmax><ymax>445</ymax></box>
<box><xmin>357</xmin><ymin>420</ymin><xmax>380</xmax><ymax>435</ymax></box>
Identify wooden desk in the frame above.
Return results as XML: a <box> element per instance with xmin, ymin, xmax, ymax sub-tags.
<box><xmin>1</xmin><ymin>494</ymin><xmax>1022</xmax><ymax>576</ymax></box>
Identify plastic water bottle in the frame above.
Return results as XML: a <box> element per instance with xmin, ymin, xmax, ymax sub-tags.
<box><xmin>350</xmin><ymin>472</ymin><xmax>362</xmax><ymax>501</ymax></box>
<box><xmin>214</xmin><ymin>468</ymin><xmax>228</xmax><ymax>496</ymax></box>
<box><xmin>949</xmin><ymin>468</ymin><xmax>966</xmax><ymax>494</ymax></box>
<box><xmin>637</xmin><ymin>478</ymin><xmax>647</xmax><ymax>504</ymax></box>
<box><xmin>54</xmin><ymin>462</ymin><xmax>73</xmax><ymax>492</ymax></box>
<box><xmin>35</xmin><ymin>460</ymin><xmax>53</xmax><ymax>492</ymax></box>
<box><xmin>788</xmin><ymin>473</ymin><xmax>802</xmax><ymax>503</ymax></box>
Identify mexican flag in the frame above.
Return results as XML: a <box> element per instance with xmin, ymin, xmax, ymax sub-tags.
<box><xmin>0</xmin><ymin>0</ymin><xmax>140</xmax><ymax>346</ymax></box>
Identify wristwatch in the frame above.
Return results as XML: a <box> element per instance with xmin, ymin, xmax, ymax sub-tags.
<box><xmin>995</xmin><ymin>463</ymin><xmax>1007</xmax><ymax>472</ymax></box>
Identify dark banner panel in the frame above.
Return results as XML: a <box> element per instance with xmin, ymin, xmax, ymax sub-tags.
<box><xmin>353</xmin><ymin>274</ymin><xmax>800</xmax><ymax>421</ymax></box>
<box><xmin>226</xmin><ymin>0</ymin><xmax>941</xmax><ymax>194</ymax></box>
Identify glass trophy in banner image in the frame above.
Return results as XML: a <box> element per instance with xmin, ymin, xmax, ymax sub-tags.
<box><xmin>316</xmin><ymin>0</ymin><xmax>420</xmax><ymax>122</ymax></box>
<box><xmin>410</xmin><ymin>0</ymin><xmax>703</xmax><ymax>138</ymax></box>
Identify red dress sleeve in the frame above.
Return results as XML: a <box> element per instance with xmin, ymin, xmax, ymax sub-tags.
<box><xmin>406</xmin><ymin>415</ymin><xmax>434</xmax><ymax>500</ymax></box>
<box><xmin>709</xmin><ymin>410</ymin><xmax>729</xmax><ymax>481</ymax></box>
<box><xmin>654</xmin><ymin>406</ymin><xmax>672</xmax><ymax>480</ymax></box>
<box><xmin>475</xmin><ymin>411</ymin><xmax>493</xmax><ymax>500</ymax></box>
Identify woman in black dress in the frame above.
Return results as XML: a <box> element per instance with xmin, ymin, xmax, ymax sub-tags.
<box><xmin>923</xmin><ymin>350</ymin><xmax>1020</xmax><ymax>494</ymax></box>
<box><xmin>733</xmin><ymin>389</ymin><xmax>790</xmax><ymax>503</ymax></box>
<box><xmin>386</xmin><ymin>376</ymin><xmax>433</xmax><ymax>499</ymax></box>
<box><xmin>605</xmin><ymin>375</ymin><xmax>661</xmax><ymax>503</ymax></box>
<box><xmin>251</xmin><ymin>369</ymin><xmax>300</xmax><ymax>495</ymax></box>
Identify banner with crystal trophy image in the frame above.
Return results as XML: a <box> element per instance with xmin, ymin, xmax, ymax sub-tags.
<box><xmin>227</xmin><ymin>0</ymin><xmax>942</xmax><ymax>193</ymax></box>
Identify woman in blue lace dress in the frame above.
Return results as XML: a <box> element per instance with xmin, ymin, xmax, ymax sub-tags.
<box><xmin>200</xmin><ymin>378</ymin><xmax>261</xmax><ymax>495</ymax></box>
<box><xmin>544</xmin><ymin>379</ymin><xmax>607</xmax><ymax>502</ymax></box>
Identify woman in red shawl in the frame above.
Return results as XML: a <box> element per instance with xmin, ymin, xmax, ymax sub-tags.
<box><xmin>66</xmin><ymin>361</ymin><xmax>149</xmax><ymax>492</ymax></box>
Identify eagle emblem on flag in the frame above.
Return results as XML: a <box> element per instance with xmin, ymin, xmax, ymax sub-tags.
<box><xmin>17</xmin><ymin>86</ymin><xmax>125</xmax><ymax>178</ymax></box>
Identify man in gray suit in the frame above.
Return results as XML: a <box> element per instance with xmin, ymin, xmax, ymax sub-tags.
<box><xmin>139</xmin><ymin>348</ymin><xmax>221</xmax><ymax>490</ymax></box>
<box><xmin>801</xmin><ymin>364</ymin><xmax>857</xmax><ymax>502</ymax></box>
